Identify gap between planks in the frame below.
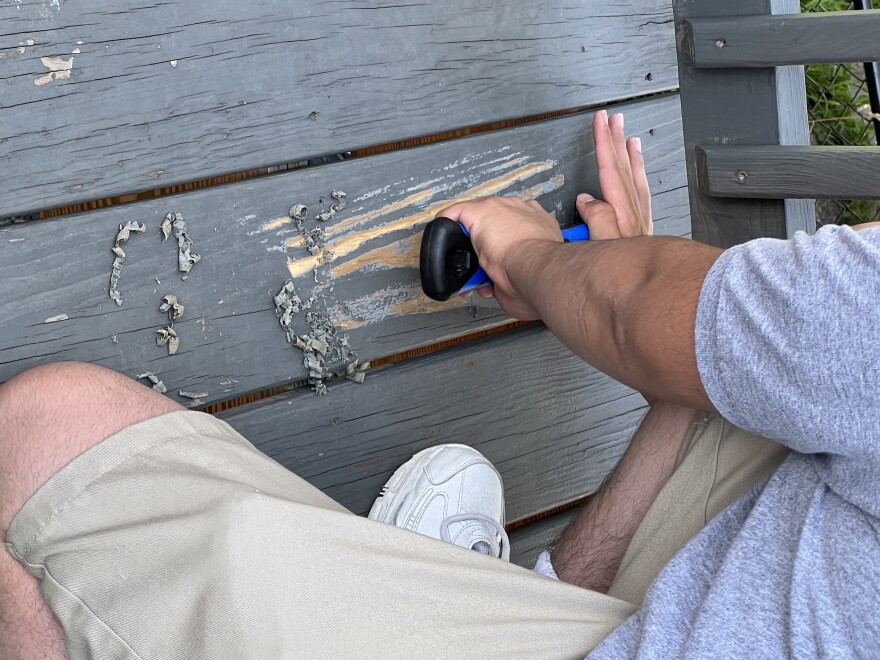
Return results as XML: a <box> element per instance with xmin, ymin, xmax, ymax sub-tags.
<box><xmin>199</xmin><ymin>320</ymin><xmax>535</xmax><ymax>415</ymax></box>
<box><xmin>20</xmin><ymin>91</ymin><xmax>678</xmax><ymax>225</ymax></box>
<box><xmin>506</xmin><ymin>493</ymin><xmax>590</xmax><ymax>532</ymax></box>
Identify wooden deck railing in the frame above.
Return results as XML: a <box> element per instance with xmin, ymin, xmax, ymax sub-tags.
<box><xmin>674</xmin><ymin>1</ymin><xmax>880</xmax><ymax>247</ymax></box>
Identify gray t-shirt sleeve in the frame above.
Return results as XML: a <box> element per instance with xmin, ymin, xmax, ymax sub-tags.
<box><xmin>695</xmin><ymin>225</ymin><xmax>880</xmax><ymax>510</ymax></box>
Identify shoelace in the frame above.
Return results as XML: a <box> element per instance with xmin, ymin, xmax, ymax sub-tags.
<box><xmin>439</xmin><ymin>513</ymin><xmax>511</xmax><ymax>561</ymax></box>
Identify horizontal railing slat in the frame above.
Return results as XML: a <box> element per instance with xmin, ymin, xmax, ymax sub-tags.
<box><xmin>682</xmin><ymin>10</ymin><xmax>880</xmax><ymax>68</ymax></box>
<box><xmin>696</xmin><ymin>145</ymin><xmax>880</xmax><ymax>199</ymax></box>
<box><xmin>0</xmin><ymin>0</ymin><xmax>678</xmax><ymax>216</ymax></box>
<box><xmin>0</xmin><ymin>95</ymin><xmax>689</xmax><ymax>405</ymax></box>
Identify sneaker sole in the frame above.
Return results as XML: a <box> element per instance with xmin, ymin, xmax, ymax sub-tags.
<box><xmin>367</xmin><ymin>443</ymin><xmax>476</xmax><ymax>524</ymax></box>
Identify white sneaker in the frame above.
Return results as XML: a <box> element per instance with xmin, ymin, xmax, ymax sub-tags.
<box><xmin>368</xmin><ymin>444</ymin><xmax>510</xmax><ymax>561</ymax></box>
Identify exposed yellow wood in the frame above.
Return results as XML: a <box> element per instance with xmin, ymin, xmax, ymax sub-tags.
<box><xmin>330</xmin><ymin>188</ymin><xmax>437</xmax><ymax>236</ymax></box>
<box><xmin>328</xmin><ymin>173</ymin><xmax>565</xmax><ymax>279</ymax></box>
<box><xmin>331</xmin><ymin>234</ymin><xmax>420</xmax><ymax>277</ymax></box>
<box><xmin>332</xmin><ymin>283</ymin><xmax>477</xmax><ymax>330</ymax></box>
<box><xmin>387</xmin><ymin>288</ymin><xmax>477</xmax><ymax>318</ymax></box>
<box><xmin>286</xmin><ymin>160</ymin><xmax>558</xmax><ymax>279</ymax></box>
<box><xmin>261</xmin><ymin>216</ymin><xmax>291</xmax><ymax>232</ymax></box>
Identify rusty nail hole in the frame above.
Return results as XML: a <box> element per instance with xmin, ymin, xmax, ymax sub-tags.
<box><xmin>736</xmin><ymin>171</ymin><xmax>748</xmax><ymax>184</ymax></box>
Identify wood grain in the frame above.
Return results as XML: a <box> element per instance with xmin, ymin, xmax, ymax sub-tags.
<box><xmin>0</xmin><ymin>96</ymin><xmax>689</xmax><ymax>405</ymax></box>
<box><xmin>219</xmin><ymin>326</ymin><xmax>645</xmax><ymax>523</ymax></box>
<box><xmin>0</xmin><ymin>0</ymin><xmax>678</xmax><ymax>216</ymax></box>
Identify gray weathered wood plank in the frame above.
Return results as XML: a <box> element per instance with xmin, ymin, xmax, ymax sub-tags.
<box><xmin>0</xmin><ymin>96</ymin><xmax>688</xmax><ymax>405</ymax></box>
<box><xmin>509</xmin><ymin>509</ymin><xmax>578</xmax><ymax>569</ymax></box>
<box><xmin>696</xmin><ymin>146</ymin><xmax>880</xmax><ymax>199</ymax></box>
<box><xmin>219</xmin><ymin>326</ymin><xmax>643</xmax><ymax>523</ymax></box>
<box><xmin>0</xmin><ymin>0</ymin><xmax>678</xmax><ymax>217</ymax></box>
<box><xmin>674</xmin><ymin>0</ymin><xmax>796</xmax><ymax>247</ymax></box>
<box><xmin>682</xmin><ymin>10</ymin><xmax>880</xmax><ymax>68</ymax></box>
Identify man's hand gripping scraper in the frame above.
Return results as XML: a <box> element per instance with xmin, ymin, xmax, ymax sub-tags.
<box><xmin>419</xmin><ymin>216</ymin><xmax>589</xmax><ymax>301</ymax></box>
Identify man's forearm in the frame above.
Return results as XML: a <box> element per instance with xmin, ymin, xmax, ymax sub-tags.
<box><xmin>509</xmin><ymin>236</ymin><xmax>723</xmax><ymax>408</ymax></box>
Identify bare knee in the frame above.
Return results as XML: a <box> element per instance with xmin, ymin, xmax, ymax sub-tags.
<box><xmin>0</xmin><ymin>362</ymin><xmax>183</xmax><ymax>660</ymax></box>
<box><xmin>0</xmin><ymin>361</ymin><xmax>183</xmax><ymax>528</ymax></box>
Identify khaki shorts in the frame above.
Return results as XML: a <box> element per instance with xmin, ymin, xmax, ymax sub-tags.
<box><xmin>6</xmin><ymin>410</ymin><xmax>787</xmax><ymax>659</ymax></box>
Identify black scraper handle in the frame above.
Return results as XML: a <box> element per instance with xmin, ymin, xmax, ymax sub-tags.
<box><xmin>420</xmin><ymin>216</ymin><xmax>590</xmax><ymax>302</ymax></box>
<box><xmin>419</xmin><ymin>217</ymin><xmax>483</xmax><ymax>301</ymax></box>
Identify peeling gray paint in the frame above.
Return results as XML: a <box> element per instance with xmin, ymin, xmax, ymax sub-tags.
<box><xmin>137</xmin><ymin>371</ymin><xmax>167</xmax><ymax>393</ymax></box>
<box><xmin>109</xmin><ymin>221</ymin><xmax>146</xmax><ymax>306</ymax></box>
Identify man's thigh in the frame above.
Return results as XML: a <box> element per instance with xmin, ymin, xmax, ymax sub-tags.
<box><xmin>607</xmin><ymin>412</ymin><xmax>790</xmax><ymax>605</ymax></box>
<box><xmin>7</xmin><ymin>403</ymin><xmax>636</xmax><ymax>659</ymax></box>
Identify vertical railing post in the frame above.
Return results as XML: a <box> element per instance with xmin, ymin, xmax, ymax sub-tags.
<box><xmin>853</xmin><ymin>0</ymin><xmax>880</xmax><ymax>145</ymax></box>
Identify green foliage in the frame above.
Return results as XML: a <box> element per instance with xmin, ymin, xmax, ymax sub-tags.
<box><xmin>802</xmin><ymin>0</ymin><xmax>879</xmax><ymax>225</ymax></box>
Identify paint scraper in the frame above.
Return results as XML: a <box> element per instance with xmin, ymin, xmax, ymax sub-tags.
<box><xmin>419</xmin><ymin>217</ymin><xmax>589</xmax><ymax>301</ymax></box>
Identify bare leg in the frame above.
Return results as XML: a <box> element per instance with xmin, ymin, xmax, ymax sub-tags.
<box><xmin>0</xmin><ymin>362</ymin><xmax>183</xmax><ymax>660</ymax></box>
<box><xmin>551</xmin><ymin>401</ymin><xmax>696</xmax><ymax>592</ymax></box>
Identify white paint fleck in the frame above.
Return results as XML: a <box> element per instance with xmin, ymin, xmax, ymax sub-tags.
<box><xmin>72</xmin><ymin>47</ymin><xmax>80</xmax><ymax>54</ymax></box>
<box><xmin>25</xmin><ymin>39</ymin><xmax>35</xmax><ymax>46</ymax></box>
<box><xmin>77</xmin><ymin>40</ymin><xmax>83</xmax><ymax>45</ymax></box>
<box><xmin>44</xmin><ymin>314</ymin><xmax>69</xmax><ymax>323</ymax></box>
<box><xmin>8</xmin><ymin>237</ymin><xmax>27</xmax><ymax>243</ymax></box>
<box><xmin>170</xmin><ymin>60</ymin><xmax>177</xmax><ymax>68</ymax></box>
<box><xmin>354</xmin><ymin>185</ymin><xmax>391</xmax><ymax>202</ymax></box>
<box><xmin>34</xmin><ymin>56</ymin><xmax>74</xmax><ymax>87</ymax></box>
<box><xmin>16</xmin><ymin>47</ymin><xmax>25</xmax><ymax>55</ymax></box>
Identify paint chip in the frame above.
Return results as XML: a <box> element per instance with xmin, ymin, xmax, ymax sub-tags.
<box><xmin>163</xmin><ymin>212</ymin><xmax>200</xmax><ymax>273</ymax></box>
<box><xmin>137</xmin><ymin>371</ymin><xmax>167</xmax><ymax>394</ymax></box>
<box><xmin>179</xmin><ymin>390</ymin><xmax>209</xmax><ymax>399</ymax></box>
<box><xmin>159</xmin><ymin>294</ymin><xmax>184</xmax><ymax>322</ymax></box>
<box><xmin>272</xmin><ymin>278</ymin><xmax>366</xmax><ymax>394</ymax></box>
<box><xmin>156</xmin><ymin>326</ymin><xmax>179</xmax><ymax>355</ymax></box>
<box><xmin>109</xmin><ymin>221</ymin><xmax>146</xmax><ymax>306</ymax></box>
<box><xmin>170</xmin><ymin>60</ymin><xmax>177</xmax><ymax>68</ymax></box>
<box><xmin>34</xmin><ymin>55</ymin><xmax>74</xmax><ymax>86</ymax></box>
<box><xmin>43</xmin><ymin>314</ymin><xmax>69</xmax><ymax>323</ymax></box>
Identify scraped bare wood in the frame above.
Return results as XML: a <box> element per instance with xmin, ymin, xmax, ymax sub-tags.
<box><xmin>219</xmin><ymin>326</ymin><xmax>645</xmax><ymax>522</ymax></box>
<box><xmin>0</xmin><ymin>0</ymin><xmax>678</xmax><ymax>216</ymax></box>
<box><xmin>0</xmin><ymin>96</ymin><xmax>688</xmax><ymax>405</ymax></box>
